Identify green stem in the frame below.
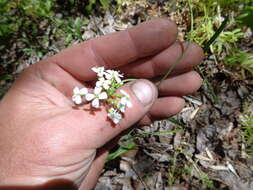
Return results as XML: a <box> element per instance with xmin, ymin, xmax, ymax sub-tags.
<box><xmin>157</xmin><ymin>42</ymin><xmax>191</xmax><ymax>87</ymax></box>
<box><xmin>121</xmin><ymin>78</ymin><xmax>137</xmax><ymax>83</ymax></box>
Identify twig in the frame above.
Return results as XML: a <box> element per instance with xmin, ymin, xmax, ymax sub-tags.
<box><xmin>130</xmin><ymin>163</ymin><xmax>151</xmax><ymax>190</ymax></box>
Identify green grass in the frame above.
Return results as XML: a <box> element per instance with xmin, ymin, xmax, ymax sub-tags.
<box><xmin>187</xmin><ymin>0</ymin><xmax>253</xmax><ymax>77</ymax></box>
<box><xmin>86</xmin><ymin>0</ymin><xmax>112</xmax><ymax>13</ymax></box>
<box><xmin>241</xmin><ymin>115</ymin><xmax>253</xmax><ymax>155</ymax></box>
<box><xmin>240</xmin><ymin>103</ymin><xmax>253</xmax><ymax>156</ymax></box>
<box><xmin>166</xmin><ymin>148</ymin><xmax>216</xmax><ymax>190</ymax></box>
<box><xmin>226</xmin><ymin>51</ymin><xmax>253</xmax><ymax>77</ymax></box>
<box><xmin>0</xmin><ymin>0</ymin><xmax>54</xmax><ymax>38</ymax></box>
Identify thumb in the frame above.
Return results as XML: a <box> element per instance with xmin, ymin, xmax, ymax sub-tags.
<box><xmin>85</xmin><ymin>79</ymin><xmax>157</xmax><ymax>147</ymax></box>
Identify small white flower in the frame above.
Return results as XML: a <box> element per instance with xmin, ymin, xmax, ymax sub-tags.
<box><xmin>117</xmin><ymin>90</ymin><xmax>132</xmax><ymax>112</ymax></box>
<box><xmin>72</xmin><ymin>87</ymin><xmax>88</xmax><ymax>105</ymax></box>
<box><xmin>105</xmin><ymin>69</ymin><xmax>123</xmax><ymax>84</ymax></box>
<box><xmin>92</xmin><ymin>66</ymin><xmax>105</xmax><ymax>78</ymax></box>
<box><xmin>107</xmin><ymin>108</ymin><xmax>122</xmax><ymax>124</ymax></box>
<box><xmin>214</xmin><ymin>15</ymin><xmax>225</xmax><ymax>25</ymax></box>
<box><xmin>96</xmin><ymin>77</ymin><xmax>112</xmax><ymax>90</ymax></box>
<box><xmin>85</xmin><ymin>87</ymin><xmax>108</xmax><ymax>108</ymax></box>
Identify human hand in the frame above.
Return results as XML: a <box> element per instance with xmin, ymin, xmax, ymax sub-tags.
<box><xmin>0</xmin><ymin>19</ymin><xmax>203</xmax><ymax>190</ymax></box>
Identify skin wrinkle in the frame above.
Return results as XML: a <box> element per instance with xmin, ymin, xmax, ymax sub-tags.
<box><xmin>35</xmin><ymin>61</ymin><xmax>82</xmax><ymax>99</ymax></box>
<box><xmin>126</xmin><ymin>30</ymin><xmax>140</xmax><ymax>62</ymax></box>
<box><xmin>72</xmin><ymin>152</ymin><xmax>96</xmax><ymax>187</ymax></box>
<box><xmin>17</xmin><ymin>115</ymin><xmax>96</xmax><ymax>185</ymax></box>
<box><xmin>33</xmin><ymin>151</ymin><xmax>95</xmax><ymax>179</ymax></box>
<box><xmin>35</xmin><ymin>62</ymin><xmax>58</xmax><ymax>88</ymax></box>
<box><xmin>12</xmin><ymin>69</ymin><xmax>71</xmax><ymax>107</ymax></box>
<box><xmin>14</xmin><ymin>85</ymin><xmax>63</xmax><ymax>107</ymax></box>
<box><xmin>149</xmin><ymin>58</ymin><xmax>158</xmax><ymax>78</ymax></box>
<box><xmin>87</xmin><ymin>40</ymin><xmax>108</xmax><ymax>70</ymax></box>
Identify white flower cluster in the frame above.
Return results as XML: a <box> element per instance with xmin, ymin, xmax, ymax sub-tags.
<box><xmin>72</xmin><ymin>67</ymin><xmax>132</xmax><ymax>124</ymax></box>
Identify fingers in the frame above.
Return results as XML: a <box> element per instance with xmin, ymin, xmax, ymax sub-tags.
<box><xmin>77</xmin><ymin>79</ymin><xmax>158</xmax><ymax>148</ymax></box>
<box><xmin>158</xmin><ymin>71</ymin><xmax>203</xmax><ymax>96</ymax></box>
<box><xmin>138</xmin><ymin>97</ymin><xmax>185</xmax><ymax>125</ymax></box>
<box><xmin>138</xmin><ymin>71</ymin><xmax>203</xmax><ymax>125</ymax></box>
<box><xmin>119</xmin><ymin>42</ymin><xmax>204</xmax><ymax>78</ymax></box>
<box><xmin>150</xmin><ymin>97</ymin><xmax>185</xmax><ymax>118</ymax></box>
<box><xmin>49</xmin><ymin>18</ymin><xmax>178</xmax><ymax>81</ymax></box>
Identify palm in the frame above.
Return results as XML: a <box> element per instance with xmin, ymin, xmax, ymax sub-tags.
<box><xmin>0</xmin><ymin>19</ymin><xmax>203</xmax><ymax>190</ymax></box>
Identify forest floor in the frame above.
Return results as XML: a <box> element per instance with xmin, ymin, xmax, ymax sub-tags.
<box><xmin>0</xmin><ymin>0</ymin><xmax>252</xmax><ymax>190</ymax></box>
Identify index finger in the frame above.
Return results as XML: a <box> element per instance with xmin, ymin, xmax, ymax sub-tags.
<box><xmin>49</xmin><ymin>18</ymin><xmax>178</xmax><ymax>81</ymax></box>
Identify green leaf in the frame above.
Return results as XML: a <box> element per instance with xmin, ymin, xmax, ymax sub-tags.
<box><xmin>99</xmin><ymin>0</ymin><xmax>110</xmax><ymax>9</ymax></box>
<box><xmin>107</xmin><ymin>141</ymin><xmax>136</xmax><ymax>162</ymax></box>
<box><xmin>86</xmin><ymin>0</ymin><xmax>96</xmax><ymax>13</ymax></box>
<box><xmin>0</xmin><ymin>74</ymin><xmax>12</xmax><ymax>81</ymax></box>
<box><xmin>167</xmin><ymin>118</ymin><xmax>186</xmax><ymax>128</ymax></box>
<box><xmin>238</xmin><ymin>6</ymin><xmax>253</xmax><ymax>30</ymax></box>
<box><xmin>65</xmin><ymin>33</ymin><xmax>73</xmax><ymax>44</ymax></box>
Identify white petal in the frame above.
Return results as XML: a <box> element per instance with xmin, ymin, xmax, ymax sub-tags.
<box><xmin>107</xmin><ymin>110</ymin><xmax>122</xmax><ymax>124</ymax></box>
<box><xmin>96</xmin><ymin>81</ymin><xmax>103</xmax><ymax>87</ymax></box>
<box><xmin>105</xmin><ymin>73</ymin><xmax>113</xmax><ymax>80</ymax></box>
<box><xmin>120</xmin><ymin>90</ymin><xmax>129</xmax><ymax>97</ymax></box>
<box><xmin>103</xmin><ymin>83</ymin><xmax>109</xmax><ymax>89</ymax></box>
<box><xmin>99</xmin><ymin>77</ymin><xmax>105</xmax><ymax>82</ymax></box>
<box><xmin>114</xmin><ymin>113</ymin><xmax>122</xmax><ymax>123</ymax></box>
<box><xmin>119</xmin><ymin>106</ymin><xmax>126</xmax><ymax>113</ymax></box>
<box><xmin>127</xmin><ymin>101</ymin><xmax>133</xmax><ymax>108</ymax></box>
<box><xmin>92</xmin><ymin>67</ymin><xmax>105</xmax><ymax>76</ymax></box>
<box><xmin>94</xmin><ymin>87</ymin><xmax>102</xmax><ymax>95</ymax></box>
<box><xmin>79</xmin><ymin>88</ymin><xmax>88</xmax><ymax>95</ymax></box>
<box><xmin>107</xmin><ymin>112</ymin><xmax>113</xmax><ymax>119</ymax></box>
<box><xmin>116</xmin><ymin>112</ymin><xmax>122</xmax><ymax>120</ymax></box>
<box><xmin>107</xmin><ymin>70</ymin><xmax>113</xmax><ymax>74</ymax></box>
<box><xmin>73</xmin><ymin>87</ymin><xmax>80</xmax><ymax>94</ymax></box>
<box><xmin>106</xmin><ymin>79</ymin><xmax>112</xmax><ymax>84</ymax></box>
<box><xmin>72</xmin><ymin>95</ymin><xmax>77</xmax><ymax>102</ymax></box>
<box><xmin>91</xmin><ymin>67</ymin><xmax>98</xmax><ymax>73</ymax></box>
<box><xmin>98</xmin><ymin>92</ymin><xmax>108</xmax><ymax>100</ymax></box>
<box><xmin>73</xmin><ymin>95</ymin><xmax>82</xmax><ymax>104</ymax></box>
<box><xmin>99</xmin><ymin>67</ymin><xmax>105</xmax><ymax>72</ymax></box>
<box><xmin>109</xmin><ymin>113</ymin><xmax>121</xmax><ymax>124</ymax></box>
<box><xmin>98</xmin><ymin>73</ymin><xmax>104</xmax><ymax>77</ymax></box>
<box><xmin>92</xmin><ymin>66</ymin><xmax>103</xmax><ymax>73</ymax></box>
<box><xmin>115</xmin><ymin>76</ymin><xmax>122</xmax><ymax>84</ymax></box>
<box><xmin>103</xmin><ymin>80</ymin><xmax>111</xmax><ymax>89</ymax></box>
<box><xmin>120</xmin><ymin>97</ymin><xmax>128</xmax><ymax>105</ymax></box>
<box><xmin>92</xmin><ymin>98</ymin><xmax>100</xmax><ymax>108</ymax></box>
<box><xmin>113</xmin><ymin>118</ymin><xmax>120</xmax><ymax>124</ymax></box>
<box><xmin>86</xmin><ymin>93</ymin><xmax>95</xmax><ymax>101</ymax></box>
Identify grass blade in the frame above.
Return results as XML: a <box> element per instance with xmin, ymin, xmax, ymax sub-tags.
<box><xmin>203</xmin><ymin>16</ymin><xmax>229</xmax><ymax>52</ymax></box>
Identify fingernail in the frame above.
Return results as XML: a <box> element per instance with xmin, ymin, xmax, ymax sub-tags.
<box><xmin>131</xmin><ymin>80</ymin><xmax>154</xmax><ymax>106</ymax></box>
